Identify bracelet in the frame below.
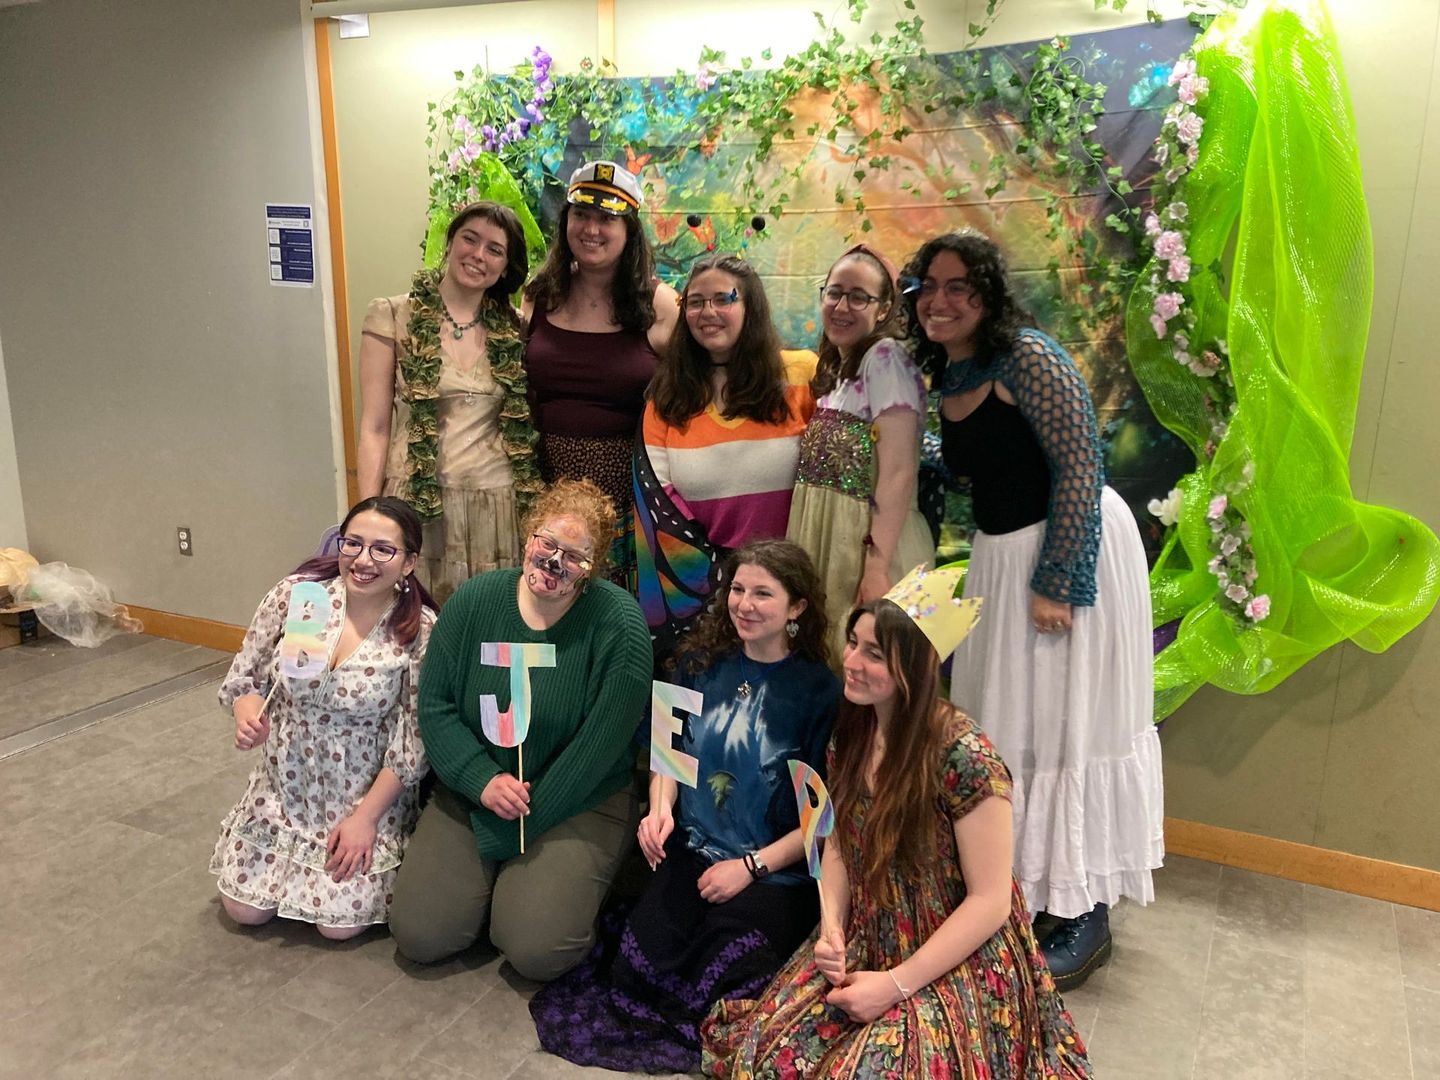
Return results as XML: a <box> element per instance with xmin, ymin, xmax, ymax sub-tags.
<box><xmin>887</xmin><ymin>969</ymin><xmax>912</xmax><ymax>1000</ymax></box>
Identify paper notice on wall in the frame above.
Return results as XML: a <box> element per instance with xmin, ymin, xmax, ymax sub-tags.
<box><xmin>266</xmin><ymin>203</ymin><xmax>314</xmax><ymax>287</ymax></box>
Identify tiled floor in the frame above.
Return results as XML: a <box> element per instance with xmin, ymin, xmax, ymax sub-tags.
<box><xmin>1</xmin><ymin>655</ymin><xmax>1436</xmax><ymax>1078</ymax></box>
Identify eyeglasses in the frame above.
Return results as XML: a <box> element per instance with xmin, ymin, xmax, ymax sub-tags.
<box><xmin>531</xmin><ymin>533</ymin><xmax>593</xmax><ymax>573</ymax></box>
<box><xmin>682</xmin><ymin>290</ymin><xmax>741</xmax><ymax>313</ymax></box>
<box><xmin>337</xmin><ymin>537</ymin><xmax>403</xmax><ymax>563</ymax></box>
<box><xmin>903</xmin><ymin>277</ymin><xmax>976</xmax><ymax>301</ymax></box>
<box><xmin>820</xmin><ymin>285</ymin><xmax>884</xmax><ymax>309</ymax></box>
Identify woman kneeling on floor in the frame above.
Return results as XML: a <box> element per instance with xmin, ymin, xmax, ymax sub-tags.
<box><xmin>387</xmin><ymin>478</ymin><xmax>652</xmax><ymax>980</ymax></box>
<box><xmin>529</xmin><ymin>538</ymin><xmax>840</xmax><ymax>1073</ymax></box>
<box><xmin>212</xmin><ymin>495</ymin><xmax>437</xmax><ymax>939</ymax></box>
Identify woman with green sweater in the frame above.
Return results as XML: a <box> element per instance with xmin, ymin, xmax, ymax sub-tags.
<box><xmin>389</xmin><ymin>478</ymin><xmax>653</xmax><ymax>979</ymax></box>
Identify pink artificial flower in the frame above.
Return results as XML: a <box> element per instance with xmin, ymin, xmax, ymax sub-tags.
<box><xmin>1174</xmin><ymin>331</ymin><xmax>1190</xmax><ymax>351</ymax></box>
<box><xmin>1150</xmin><ymin>313</ymin><xmax>1168</xmax><ymax>339</ymax></box>
<box><xmin>1177</xmin><ymin>81</ymin><xmax>1198</xmax><ymax>106</ymax></box>
<box><xmin>696</xmin><ymin>63</ymin><xmax>719</xmax><ymax>91</ymax></box>
<box><xmin>1208</xmin><ymin>494</ymin><xmax>1228</xmax><ymax>519</ymax></box>
<box><xmin>1187</xmin><ymin>143</ymin><xmax>1200</xmax><ymax>166</ymax></box>
<box><xmin>1154</xmin><ymin>230</ymin><xmax>1186</xmax><ymax>259</ymax></box>
<box><xmin>1220</xmin><ymin>534</ymin><xmax>1241</xmax><ymax>556</ymax></box>
<box><xmin>1201</xmin><ymin>350</ymin><xmax>1221</xmax><ymax>370</ymax></box>
<box><xmin>1226</xmin><ymin>583</ymin><xmax>1250</xmax><ymax>603</ymax></box>
<box><xmin>461</xmin><ymin>140</ymin><xmax>482</xmax><ymax>162</ymax></box>
<box><xmin>1167</xmin><ymin>255</ymin><xmax>1192</xmax><ymax>283</ymax></box>
<box><xmin>1154</xmin><ymin>292</ymin><xmax>1183</xmax><ymax>320</ymax></box>
<box><xmin>1169</xmin><ymin>58</ymin><xmax>1197</xmax><ymax>86</ymax></box>
<box><xmin>1144</xmin><ymin>213</ymin><xmax>1162</xmax><ymax>236</ymax></box>
<box><xmin>1245</xmin><ymin>594</ymin><xmax>1271</xmax><ymax>621</ymax></box>
<box><xmin>1168</xmin><ymin>201</ymin><xmax>1189</xmax><ymax>222</ymax></box>
<box><xmin>452</xmin><ymin>115</ymin><xmax>476</xmax><ymax>137</ymax></box>
<box><xmin>1207</xmin><ymin>555</ymin><xmax>1224</xmax><ymax>574</ymax></box>
<box><xmin>1154</xmin><ymin>141</ymin><xmax>1171</xmax><ymax>166</ymax></box>
<box><xmin>1165</xmin><ymin>166</ymin><xmax>1185</xmax><ymax>184</ymax></box>
<box><xmin>1187</xmin><ymin>356</ymin><xmax>1217</xmax><ymax>378</ymax></box>
<box><xmin>1176</xmin><ymin>112</ymin><xmax>1204</xmax><ymax>146</ymax></box>
<box><xmin>1244</xmin><ymin>567</ymin><xmax>1259</xmax><ymax>586</ymax></box>
<box><xmin>1175</xmin><ymin>350</ymin><xmax>1192</xmax><ymax>367</ymax></box>
<box><xmin>446</xmin><ymin>148</ymin><xmax>463</xmax><ymax>172</ymax></box>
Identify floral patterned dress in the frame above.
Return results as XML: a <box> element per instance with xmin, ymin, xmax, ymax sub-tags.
<box><xmin>210</xmin><ymin>575</ymin><xmax>434</xmax><ymax>928</ymax></box>
<box><xmin>700</xmin><ymin>714</ymin><xmax>1092</xmax><ymax>1079</ymax></box>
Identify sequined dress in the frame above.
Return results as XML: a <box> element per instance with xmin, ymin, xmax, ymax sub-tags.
<box><xmin>787</xmin><ymin>338</ymin><xmax>935</xmax><ymax>661</ymax></box>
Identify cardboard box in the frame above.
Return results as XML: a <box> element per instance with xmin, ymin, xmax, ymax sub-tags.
<box><xmin>0</xmin><ymin>606</ymin><xmax>50</xmax><ymax>648</ymax></box>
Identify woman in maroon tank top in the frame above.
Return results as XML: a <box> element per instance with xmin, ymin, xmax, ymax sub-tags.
<box><xmin>522</xmin><ymin>160</ymin><xmax>680</xmax><ymax>587</ymax></box>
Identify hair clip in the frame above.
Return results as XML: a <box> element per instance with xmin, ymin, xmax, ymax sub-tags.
<box><xmin>899</xmin><ymin>275</ymin><xmax>922</xmax><ymax>295</ymax></box>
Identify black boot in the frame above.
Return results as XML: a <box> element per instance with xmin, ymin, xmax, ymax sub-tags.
<box><xmin>1041</xmin><ymin>903</ymin><xmax>1111</xmax><ymax>992</ymax></box>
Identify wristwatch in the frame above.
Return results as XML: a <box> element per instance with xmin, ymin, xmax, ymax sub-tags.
<box><xmin>744</xmin><ymin>851</ymin><xmax>771</xmax><ymax>880</ymax></box>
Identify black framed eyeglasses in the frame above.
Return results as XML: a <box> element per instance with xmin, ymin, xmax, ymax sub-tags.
<box><xmin>531</xmin><ymin>533</ymin><xmax>593</xmax><ymax>573</ymax></box>
<box><xmin>820</xmin><ymin>285</ymin><xmax>884</xmax><ymax>309</ymax></box>
<box><xmin>336</xmin><ymin>537</ymin><xmax>403</xmax><ymax>562</ymax></box>
<box><xmin>682</xmin><ymin>290</ymin><xmax>741</xmax><ymax>313</ymax></box>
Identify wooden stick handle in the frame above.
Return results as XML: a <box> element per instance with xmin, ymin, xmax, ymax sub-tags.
<box><xmin>518</xmin><ymin>743</ymin><xmax>526</xmax><ymax>856</ymax></box>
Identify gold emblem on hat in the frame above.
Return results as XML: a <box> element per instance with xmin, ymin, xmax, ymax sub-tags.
<box><xmin>595</xmin><ymin>163</ymin><xmax>615</xmax><ymax>183</ymax></box>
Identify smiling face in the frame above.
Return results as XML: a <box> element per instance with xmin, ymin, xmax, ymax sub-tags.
<box><xmin>522</xmin><ymin>513</ymin><xmax>595</xmax><ymax>603</ymax></box>
<box><xmin>914</xmin><ymin>249</ymin><xmax>987</xmax><ymax>359</ymax></box>
<box><xmin>841</xmin><ymin>612</ymin><xmax>899</xmax><ymax>708</ymax></box>
<box><xmin>566</xmin><ymin>205</ymin><xmax>629</xmax><ymax>274</ymax></box>
<box><xmin>684</xmin><ymin>268</ymin><xmax>745</xmax><ymax>362</ymax></box>
<box><xmin>727</xmin><ymin>562</ymin><xmax>806</xmax><ymax>658</ymax></box>
<box><xmin>821</xmin><ymin>255</ymin><xmax>891</xmax><ymax>354</ymax></box>
<box><xmin>338</xmin><ymin>510</ymin><xmax>416</xmax><ymax>600</ymax></box>
<box><xmin>445</xmin><ymin>216</ymin><xmax>510</xmax><ymax>293</ymax></box>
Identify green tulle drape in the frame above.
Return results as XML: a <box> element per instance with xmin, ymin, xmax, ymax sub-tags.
<box><xmin>1127</xmin><ymin>0</ymin><xmax>1440</xmax><ymax>720</ymax></box>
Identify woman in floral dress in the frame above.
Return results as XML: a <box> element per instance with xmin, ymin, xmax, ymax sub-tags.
<box><xmin>211</xmin><ymin>495</ymin><xmax>436</xmax><ymax>939</ymax></box>
<box><xmin>701</xmin><ymin>571</ymin><xmax>1091</xmax><ymax>1078</ymax></box>
<box><xmin>787</xmin><ymin>244</ymin><xmax>934</xmax><ymax>663</ymax></box>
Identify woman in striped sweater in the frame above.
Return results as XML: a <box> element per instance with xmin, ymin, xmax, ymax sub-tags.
<box><xmin>635</xmin><ymin>254</ymin><xmax>815</xmax><ymax>656</ymax></box>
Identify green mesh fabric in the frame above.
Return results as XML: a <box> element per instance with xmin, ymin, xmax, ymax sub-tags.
<box><xmin>1127</xmin><ymin>0</ymin><xmax>1440</xmax><ymax>720</ymax></box>
<box><xmin>942</xmin><ymin>329</ymin><xmax>1105</xmax><ymax>605</ymax></box>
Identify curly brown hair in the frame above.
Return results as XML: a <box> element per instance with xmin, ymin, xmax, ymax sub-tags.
<box><xmin>671</xmin><ymin>539</ymin><xmax>831</xmax><ymax>675</ymax></box>
<box><xmin>649</xmin><ymin>253</ymin><xmax>791</xmax><ymax>429</ymax></box>
<box><xmin>811</xmin><ymin>247</ymin><xmax>910</xmax><ymax>398</ymax></box>
<box><xmin>901</xmin><ymin>229</ymin><xmax>1032</xmax><ymax>384</ymax></box>
<box><xmin>519</xmin><ymin>478</ymin><xmax>619</xmax><ymax>579</ymax></box>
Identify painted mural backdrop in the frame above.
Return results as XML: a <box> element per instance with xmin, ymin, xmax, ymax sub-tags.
<box><xmin>431</xmin><ymin>20</ymin><xmax>1201</xmax><ymax>561</ymax></box>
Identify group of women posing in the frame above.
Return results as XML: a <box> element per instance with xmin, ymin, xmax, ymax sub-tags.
<box><xmin>210</xmin><ymin>158</ymin><xmax>1163</xmax><ymax>1076</ymax></box>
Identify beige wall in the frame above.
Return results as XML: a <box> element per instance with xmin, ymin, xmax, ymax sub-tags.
<box><xmin>0</xmin><ymin>333</ymin><xmax>26</xmax><ymax>551</ymax></box>
<box><xmin>0</xmin><ymin>0</ymin><xmax>341</xmax><ymax>625</ymax></box>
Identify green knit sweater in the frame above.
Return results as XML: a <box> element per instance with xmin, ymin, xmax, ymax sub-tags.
<box><xmin>417</xmin><ymin>568</ymin><xmax>652</xmax><ymax>861</ymax></box>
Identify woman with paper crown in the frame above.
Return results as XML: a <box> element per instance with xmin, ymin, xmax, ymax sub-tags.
<box><xmin>356</xmin><ymin>201</ymin><xmax>533</xmax><ymax>607</ymax></box>
<box><xmin>636</xmin><ymin>253</ymin><xmax>817</xmax><ymax>660</ymax></box>
<box><xmin>702</xmin><ymin>566</ymin><xmax>1093</xmax><ymax>1078</ymax></box>
<box><xmin>904</xmin><ymin>229</ymin><xmax>1163</xmax><ymax>990</ymax></box>
<box><xmin>388</xmin><ymin>479</ymin><xmax>652</xmax><ymax>980</ymax></box>
<box><xmin>788</xmin><ymin>243</ymin><xmax>935</xmax><ymax>665</ymax></box>
<box><xmin>529</xmin><ymin>538</ymin><xmax>839</xmax><ymax>1073</ymax></box>
<box><xmin>523</xmin><ymin>160</ymin><xmax>680</xmax><ymax>589</ymax></box>
<box><xmin>212</xmin><ymin>496</ymin><xmax>437</xmax><ymax>938</ymax></box>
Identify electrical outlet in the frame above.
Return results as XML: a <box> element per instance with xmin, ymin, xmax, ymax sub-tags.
<box><xmin>177</xmin><ymin>526</ymin><xmax>194</xmax><ymax>557</ymax></box>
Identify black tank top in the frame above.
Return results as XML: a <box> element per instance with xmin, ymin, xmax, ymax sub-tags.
<box><xmin>941</xmin><ymin>388</ymin><xmax>1051</xmax><ymax>535</ymax></box>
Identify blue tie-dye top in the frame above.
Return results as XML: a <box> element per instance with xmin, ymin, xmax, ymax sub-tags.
<box><xmin>674</xmin><ymin>650</ymin><xmax>840</xmax><ymax>887</ymax></box>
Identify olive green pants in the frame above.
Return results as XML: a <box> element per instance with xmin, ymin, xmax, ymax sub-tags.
<box><xmin>389</xmin><ymin>781</ymin><xmax>638</xmax><ymax>981</ymax></box>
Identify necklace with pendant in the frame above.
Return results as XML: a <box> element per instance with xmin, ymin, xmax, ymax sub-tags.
<box><xmin>736</xmin><ymin>651</ymin><xmax>789</xmax><ymax>700</ymax></box>
<box><xmin>442</xmin><ymin>307</ymin><xmax>484</xmax><ymax>340</ymax></box>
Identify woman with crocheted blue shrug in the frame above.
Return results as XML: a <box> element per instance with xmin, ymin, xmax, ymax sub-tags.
<box><xmin>904</xmin><ymin>230</ymin><xmax>1164</xmax><ymax>990</ymax></box>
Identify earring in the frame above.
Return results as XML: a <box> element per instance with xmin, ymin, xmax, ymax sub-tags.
<box><xmin>786</xmin><ymin>620</ymin><xmax>799</xmax><ymax>639</ymax></box>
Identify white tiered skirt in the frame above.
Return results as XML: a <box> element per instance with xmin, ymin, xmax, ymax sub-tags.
<box><xmin>949</xmin><ymin>486</ymin><xmax>1165</xmax><ymax>919</ymax></box>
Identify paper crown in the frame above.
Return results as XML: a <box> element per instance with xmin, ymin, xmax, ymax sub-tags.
<box><xmin>882</xmin><ymin>564</ymin><xmax>983</xmax><ymax>658</ymax></box>
<box><xmin>566</xmin><ymin>160</ymin><xmax>642</xmax><ymax>216</ymax></box>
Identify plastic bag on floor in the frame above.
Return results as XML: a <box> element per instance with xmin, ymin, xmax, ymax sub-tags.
<box><xmin>12</xmin><ymin>561</ymin><xmax>142</xmax><ymax>648</ymax></box>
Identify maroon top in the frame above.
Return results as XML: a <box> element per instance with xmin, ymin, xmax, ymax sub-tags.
<box><xmin>524</xmin><ymin>306</ymin><xmax>660</xmax><ymax>439</ymax></box>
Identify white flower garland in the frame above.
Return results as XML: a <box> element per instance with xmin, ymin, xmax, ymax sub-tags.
<box><xmin>1142</xmin><ymin>56</ymin><xmax>1270</xmax><ymax>624</ymax></box>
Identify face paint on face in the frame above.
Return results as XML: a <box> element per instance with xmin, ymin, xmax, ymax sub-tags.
<box><xmin>523</xmin><ymin>515</ymin><xmax>595</xmax><ymax>602</ymax></box>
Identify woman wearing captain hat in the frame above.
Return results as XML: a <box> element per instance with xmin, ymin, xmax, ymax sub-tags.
<box><xmin>523</xmin><ymin>160</ymin><xmax>680</xmax><ymax>588</ymax></box>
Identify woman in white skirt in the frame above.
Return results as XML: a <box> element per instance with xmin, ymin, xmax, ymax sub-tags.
<box><xmin>902</xmin><ymin>229</ymin><xmax>1164</xmax><ymax>990</ymax></box>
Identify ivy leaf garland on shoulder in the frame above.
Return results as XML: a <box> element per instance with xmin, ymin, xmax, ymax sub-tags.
<box><xmin>399</xmin><ymin>269</ymin><xmax>542</xmax><ymax>522</ymax></box>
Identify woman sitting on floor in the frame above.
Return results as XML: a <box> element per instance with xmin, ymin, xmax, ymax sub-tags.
<box><xmin>387</xmin><ymin>478</ymin><xmax>652</xmax><ymax>981</ymax></box>
<box><xmin>702</xmin><ymin>567</ymin><xmax>1092</xmax><ymax>1077</ymax></box>
<box><xmin>212</xmin><ymin>495</ymin><xmax>437</xmax><ymax>939</ymax></box>
<box><xmin>529</xmin><ymin>538</ymin><xmax>839</xmax><ymax>1073</ymax></box>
